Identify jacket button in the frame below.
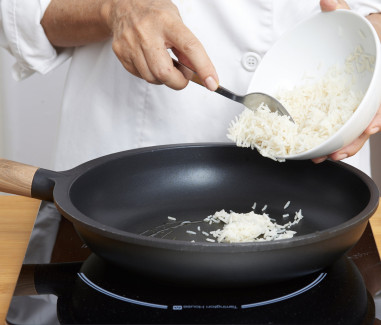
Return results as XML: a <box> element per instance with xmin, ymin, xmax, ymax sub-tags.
<box><xmin>241</xmin><ymin>52</ymin><xmax>261</xmax><ymax>72</ymax></box>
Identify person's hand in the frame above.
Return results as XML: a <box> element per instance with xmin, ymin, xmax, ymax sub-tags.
<box><xmin>101</xmin><ymin>0</ymin><xmax>218</xmax><ymax>91</ymax></box>
<box><xmin>312</xmin><ymin>0</ymin><xmax>381</xmax><ymax>163</ymax></box>
<box><xmin>312</xmin><ymin>107</ymin><xmax>381</xmax><ymax>163</ymax></box>
<box><xmin>320</xmin><ymin>0</ymin><xmax>349</xmax><ymax>11</ymax></box>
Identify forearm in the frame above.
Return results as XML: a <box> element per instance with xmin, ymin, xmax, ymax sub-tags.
<box><xmin>41</xmin><ymin>0</ymin><xmax>112</xmax><ymax>47</ymax></box>
<box><xmin>367</xmin><ymin>12</ymin><xmax>381</xmax><ymax>41</ymax></box>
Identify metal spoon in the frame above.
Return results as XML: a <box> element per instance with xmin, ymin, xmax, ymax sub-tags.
<box><xmin>173</xmin><ymin>58</ymin><xmax>294</xmax><ymax>122</ymax></box>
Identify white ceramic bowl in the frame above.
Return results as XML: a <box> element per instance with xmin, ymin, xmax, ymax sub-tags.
<box><xmin>248</xmin><ymin>10</ymin><xmax>381</xmax><ymax>160</ymax></box>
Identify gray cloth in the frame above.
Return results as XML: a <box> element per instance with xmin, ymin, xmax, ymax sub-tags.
<box><xmin>376</xmin><ymin>292</ymin><xmax>381</xmax><ymax>319</ymax></box>
<box><xmin>7</xmin><ymin>201</ymin><xmax>61</xmax><ymax>325</ymax></box>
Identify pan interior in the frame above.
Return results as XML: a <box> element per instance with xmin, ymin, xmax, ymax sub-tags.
<box><xmin>69</xmin><ymin>146</ymin><xmax>372</xmax><ymax>242</ymax></box>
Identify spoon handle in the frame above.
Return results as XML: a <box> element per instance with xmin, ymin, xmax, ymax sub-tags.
<box><xmin>172</xmin><ymin>58</ymin><xmax>203</xmax><ymax>86</ymax></box>
<box><xmin>172</xmin><ymin>58</ymin><xmax>244</xmax><ymax>103</ymax></box>
<box><xmin>215</xmin><ymin>86</ymin><xmax>244</xmax><ymax>103</ymax></box>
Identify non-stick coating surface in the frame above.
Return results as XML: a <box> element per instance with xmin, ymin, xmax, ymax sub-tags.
<box><xmin>69</xmin><ymin>145</ymin><xmax>369</xmax><ymax>236</ymax></box>
<box><xmin>51</xmin><ymin>144</ymin><xmax>378</xmax><ymax>285</ymax></box>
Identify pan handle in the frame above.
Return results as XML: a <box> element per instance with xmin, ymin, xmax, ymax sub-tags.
<box><xmin>0</xmin><ymin>159</ymin><xmax>58</xmax><ymax>201</ymax></box>
<box><xmin>0</xmin><ymin>159</ymin><xmax>38</xmax><ymax>197</ymax></box>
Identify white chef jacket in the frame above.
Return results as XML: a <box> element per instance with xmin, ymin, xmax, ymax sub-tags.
<box><xmin>1</xmin><ymin>0</ymin><xmax>380</xmax><ymax>173</ymax></box>
<box><xmin>2</xmin><ymin>1</ymin><xmax>381</xmax><ymax>324</ymax></box>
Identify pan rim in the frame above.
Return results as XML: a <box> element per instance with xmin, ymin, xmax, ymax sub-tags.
<box><xmin>53</xmin><ymin>143</ymin><xmax>380</xmax><ymax>253</ymax></box>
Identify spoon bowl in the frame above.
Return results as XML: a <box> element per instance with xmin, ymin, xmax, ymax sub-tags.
<box><xmin>173</xmin><ymin>58</ymin><xmax>294</xmax><ymax>122</ymax></box>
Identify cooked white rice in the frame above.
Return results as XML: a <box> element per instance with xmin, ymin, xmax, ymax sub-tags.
<box><xmin>227</xmin><ymin>47</ymin><xmax>372</xmax><ymax>161</ymax></box>
<box><xmin>204</xmin><ymin>209</ymin><xmax>303</xmax><ymax>243</ymax></box>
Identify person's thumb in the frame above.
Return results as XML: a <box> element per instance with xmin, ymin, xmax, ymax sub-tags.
<box><xmin>320</xmin><ymin>0</ymin><xmax>350</xmax><ymax>11</ymax></box>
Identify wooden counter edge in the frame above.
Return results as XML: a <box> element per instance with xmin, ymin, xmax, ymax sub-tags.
<box><xmin>0</xmin><ymin>196</ymin><xmax>41</xmax><ymax>325</ymax></box>
<box><xmin>0</xmin><ymin>196</ymin><xmax>380</xmax><ymax>325</ymax></box>
<box><xmin>371</xmin><ymin>201</ymin><xmax>381</xmax><ymax>256</ymax></box>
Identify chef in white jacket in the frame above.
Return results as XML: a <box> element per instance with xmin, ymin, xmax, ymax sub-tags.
<box><xmin>2</xmin><ymin>0</ymin><xmax>381</xmax><ymax>324</ymax></box>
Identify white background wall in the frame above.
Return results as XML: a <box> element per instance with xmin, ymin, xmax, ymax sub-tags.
<box><xmin>0</xmin><ymin>48</ymin><xmax>380</xmax><ymax>190</ymax></box>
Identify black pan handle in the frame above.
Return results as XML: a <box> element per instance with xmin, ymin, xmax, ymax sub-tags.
<box><xmin>31</xmin><ymin>168</ymin><xmax>60</xmax><ymax>201</ymax></box>
<box><xmin>0</xmin><ymin>159</ymin><xmax>59</xmax><ymax>201</ymax></box>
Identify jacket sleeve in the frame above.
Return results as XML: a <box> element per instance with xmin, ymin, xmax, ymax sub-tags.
<box><xmin>0</xmin><ymin>0</ymin><xmax>73</xmax><ymax>80</ymax></box>
<box><xmin>349</xmin><ymin>0</ymin><xmax>381</xmax><ymax>16</ymax></box>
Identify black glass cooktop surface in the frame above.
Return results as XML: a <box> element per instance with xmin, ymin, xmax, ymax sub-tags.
<box><xmin>50</xmin><ymin>254</ymin><xmax>374</xmax><ymax>324</ymax></box>
<box><xmin>7</xmin><ymin>209</ymin><xmax>381</xmax><ymax>325</ymax></box>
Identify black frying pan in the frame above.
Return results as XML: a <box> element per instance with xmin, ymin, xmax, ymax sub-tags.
<box><xmin>1</xmin><ymin>143</ymin><xmax>379</xmax><ymax>286</ymax></box>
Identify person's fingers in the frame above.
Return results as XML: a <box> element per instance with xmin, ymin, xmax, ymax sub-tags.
<box><xmin>131</xmin><ymin>51</ymin><xmax>163</xmax><ymax>85</ymax></box>
<box><xmin>111</xmin><ymin>17</ymin><xmax>145</xmax><ymax>79</ymax></box>
<box><xmin>313</xmin><ymin>132</ymin><xmax>370</xmax><ymax>164</ymax></box>
<box><xmin>329</xmin><ymin>132</ymin><xmax>371</xmax><ymax>161</ymax></box>
<box><xmin>107</xmin><ymin>0</ymin><xmax>197</xmax><ymax>89</ymax></box>
<box><xmin>166</xmin><ymin>23</ymin><xmax>219</xmax><ymax>91</ymax></box>
<box><xmin>330</xmin><ymin>104</ymin><xmax>381</xmax><ymax>160</ymax></box>
<box><xmin>320</xmin><ymin>0</ymin><xmax>350</xmax><ymax>11</ymax></box>
<box><xmin>364</xmin><ymin>104</ymin><xmax>381</xmax><ymax>135</ymax></box>
<box><xmin>320</xmin><ymin>0</ymin><xmax>338</xmax><ymax>11</ymax></box>
<box><xmin>313</xmin><ymin>104</ymin><xmax>381</xmax><ymax>163</ymax></box>
<box><xmin>312</xmin><ymin>156</ymin><xmax>328</xmax><ymax>164</ymax></box>
<box><xmin>112</xmin><ymin>42</ymin><xmax>142</xmax><ymax>79</ymax></box>
<box><xmin>336</xmin><ymin>0</ymin><xmax>351</xmax><ymax>9</ymax></box>
<box><xmin>142</xmin><ymin>41</ymin><xmax>190</xmax><ymax>90</ymax></box>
